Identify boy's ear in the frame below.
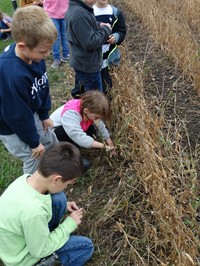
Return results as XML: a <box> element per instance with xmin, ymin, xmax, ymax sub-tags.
<box><xmin>51</xmin><ymin>175</ymin><xmax>62</xmax><ymax>184</ymax></box>
<box><xmin>17</xmin><ymin>42</ymin><xmax>26</xmax><ymax>50</ymax></box>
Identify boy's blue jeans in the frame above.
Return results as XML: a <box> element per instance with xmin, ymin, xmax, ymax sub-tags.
<box><xmin>71</xmin><ymin>69</ymin><xmax>103</xmax><ymax>98</ymax></box>
<box><xmin>49</xmin><ymin>192</ymin><xmax>94</xmax><ymax>266</ymax></box>
<box><xmin>51</xmin><ymin>18</ymin><xmax>69</xmax><ymax>60</ymax></box>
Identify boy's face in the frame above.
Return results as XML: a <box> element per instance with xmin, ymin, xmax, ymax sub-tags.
<box><xmin>84</xmin><ymin>0</ymin><xmax>97</xmax><ymax>7</ymax></box>
<box><xmin>17</xmin><ymin>42</ymin><xmax>52</xmax><ymax>64</ymax></box>
<box><xmin>49</xmin><ymin>177</ymin><xmax>77</xmax><ymax>194</ymax></box>
<box><xmin>96</xmin><ymin>0</ymin><xmax>108</xmax><ymax>5</ymax></box>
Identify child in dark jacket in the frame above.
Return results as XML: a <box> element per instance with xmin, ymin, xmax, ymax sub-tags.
<box><xmin>0</xmin><ymin>6</ymin><xmax>58</xmax><ymax>174</ymax></box>
<box><xmin>65</xmin><ymin>0</ymin><xmax>112</xmax><ymax>98</ymax></box>
<box><xmin>93</xmin><ymin>0</ymin><xmax>126</xmax><ymax>95</ymax></box>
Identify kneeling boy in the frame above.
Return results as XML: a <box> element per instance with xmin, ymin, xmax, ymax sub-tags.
<box><xmin>0</xmin><ymin>142</ymin><xmax>94</xmax><ymax>266</ymax></box>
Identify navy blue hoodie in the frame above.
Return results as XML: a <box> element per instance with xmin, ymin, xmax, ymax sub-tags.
<box><xmin>0</xmin><ymin>43</ymin><xmax>51</xmax><ymax>148</ymax></box>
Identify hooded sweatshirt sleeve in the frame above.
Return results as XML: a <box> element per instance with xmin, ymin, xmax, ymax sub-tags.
<box><xmin>61</xmin><ymin>110</ymin><xmax>94</xmax><ymax>148</ymax></box>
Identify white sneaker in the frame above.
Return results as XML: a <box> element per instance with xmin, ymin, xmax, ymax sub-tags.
<box><xmin>61</xmin><ymin>54</ymin><xmax>70</xmax><ymax>62</ymax></box>
<box><xmin>51</xmin><ymin>60</ymin><xmax>61</xmax><ymax>69</ymax></box>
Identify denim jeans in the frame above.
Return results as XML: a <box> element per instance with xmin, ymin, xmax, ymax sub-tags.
<box><xmin>49</xmin><ymin>192</ymin><xmax>94</xmax><ymax>266</ymax></box>
<box><xmin>51</xmin><ymin>18</ymin><xmax>69</xmax><ymax>60</ymax></box>
<box><xmin>71</xmin><ymin>69</ymin><xmax>103</xmax><ymax>98</ymax></box>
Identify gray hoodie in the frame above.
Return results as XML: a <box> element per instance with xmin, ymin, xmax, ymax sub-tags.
<box><xmin>50</xmin><ymin>105</ymin><xmax>110</xmax><ymax>148</ymax></box>
<box><xmin>65</xmin><ymin>0</ymin><xmax>112</xmax><ymax>73</ymax></box>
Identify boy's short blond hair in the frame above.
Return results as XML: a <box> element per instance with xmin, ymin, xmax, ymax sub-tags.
<box><xmin>11</xmin><ymin>6</ymin><xmax>57</xmax><ymax>49</ymax></box>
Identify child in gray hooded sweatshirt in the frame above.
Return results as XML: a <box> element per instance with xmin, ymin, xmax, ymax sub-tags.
<box><xmin>50</xmin><ymin>90</ymin><xmax>115</xmax><ymax>151</ymax></box>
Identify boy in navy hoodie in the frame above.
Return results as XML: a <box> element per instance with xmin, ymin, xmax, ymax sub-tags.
<box><xmin>0</xmin><ymin>6</ymin><xmax>58</xmax><ymax>174</ymax></box>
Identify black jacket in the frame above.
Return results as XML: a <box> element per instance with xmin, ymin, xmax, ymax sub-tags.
<box><xmin>66</xmin><ymin>0</ymin><xmax>112</xmax><ymax>73</ymax></box>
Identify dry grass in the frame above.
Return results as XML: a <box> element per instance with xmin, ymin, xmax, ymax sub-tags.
<box><xmin>76</xmin><ymin>1</ymin><xmax>200</xmax><ymax>264</ymax></box>
<box><xmin>123</xmin><ymin>0</ymin><xmax>200</xmax><ymax>94</ymax></box>
<box><xmin>83</xmin><ymin>47</ymin><xmax>199</xmax><ymax>265</ymax></box>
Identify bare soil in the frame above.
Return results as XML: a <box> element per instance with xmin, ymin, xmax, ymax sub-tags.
<box><xmin>126</xmin><ymin>9</ymin><xmax>200</xmax><ymax>150</ymax></box>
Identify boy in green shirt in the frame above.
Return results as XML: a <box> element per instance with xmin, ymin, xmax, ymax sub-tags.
<box><xmin>0</xmin><ymin>142</ymin><xmax>94</xmax><ymax>265</ymax></box>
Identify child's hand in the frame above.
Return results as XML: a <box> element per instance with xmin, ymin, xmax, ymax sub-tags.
<box><xmin>31</xmin><ymin>143</ymin><xmax>45</xmax><ymax>159</ymax></box>
<box><xmin>67</xmin><ymin>201</ymin><xmax>79</xmax><ymax>213</ymax></box>
<box><xmin>105</xmin><ymin>138</ymin><xmax>116</xmax><ymax>157</ymax></box>
<box><xmin>42</xmin><ymin>118</ymin><xmax>54</xmax><ymax>132</ymax></box>
<box><xmin>105</xmin><ymin>145</ymin><xmax>115</xmax><ymax>152</ymax></box>
<box><xmin>107</xmin><ymin>35</ymin><xmax>116</xmax><ymax>44</ymax></box>
<box><xmin>106</xmin><ymin>138</ymin><xmax>114</xmax><ymax>147</ymax></box>
<box><xmin>100</xmin><ymin>22</ymin><xmax>112</xmax><ymax>30</ymax></box>
<box><xmin>69</xmin><ymin>209</ymin><xmax>84</xmax><ymax>225</ymax></box>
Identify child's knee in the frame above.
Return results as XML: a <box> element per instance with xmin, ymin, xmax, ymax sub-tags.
<box><xmin>51</xmin><ymin>192</ymin><xmax>67</xmax><ymax>209</ymax></box>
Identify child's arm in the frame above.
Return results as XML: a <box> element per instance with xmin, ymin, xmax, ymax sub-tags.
<box><xmin>0</xmin><ymin>21</ymin><xmax>11</xmax><ymax>33</ymax></box>
<box><xmin>94</xmin><ymin>120</ymin><xmax>116</xmax><ymax>154</ymax></box>
<box><xmin>71</xmin><ymin>16</ymin><xmax>112</xmax><ymax>51</ymax></box>
<box><xmin>91</xmin><ymin>139</ymin><xmax>113</xmax><ymax>150</ymax></box>
<box><xmin>23</xmin><ymin>213</ymin><xmax>78</xmax><ymax>259</ymax></box>
<box><xmin>61</xmin><ymin>111</ymin><xmax>94</xmax><ymax>148</ymax></box>
<box><xmin>111</xmin><ymin>10</ymin><xmax>126</xmax><ymax>45</ymax></box>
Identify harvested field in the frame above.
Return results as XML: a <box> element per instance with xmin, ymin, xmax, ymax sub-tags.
<box><xmin>67</xmin><ymin>1</ymin><xmax>199</xmax><ymax>265</ymax></box>
<box><xmin>0</xmin><ymin>0</ymin><xmax>199</xmax><ymax>265</ymax></box>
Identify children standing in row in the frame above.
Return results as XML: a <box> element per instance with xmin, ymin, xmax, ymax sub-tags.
<box><xmin>0</xmin><ymin>6</ymin><xmax>58</xmax><ymax>174</ymax></box>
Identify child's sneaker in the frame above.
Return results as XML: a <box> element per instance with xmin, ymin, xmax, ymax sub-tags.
<box><xmin>3</xmin><ymin>35</ymin><xmax>12</xmax><ymax>42</ymax></box>
<box><xmin>82</xmin><ymin>157</ymin><xmax>91</xmax><ymax>172</ymax></box>
<box><xmin>61</xmin><ymin>55</ymin><xmax>70</xmax><ymax>62</ymax></box>
<box><xmin>51</xmin><ymin>60</ymin><xmax>61</xmax><ymax>69</ymax></box>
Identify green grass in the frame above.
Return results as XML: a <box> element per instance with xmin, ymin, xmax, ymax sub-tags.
<box><xmin>0</xmin><ymin>143</ymin><xmax>22</xmax><ymax>194</ymax></box>
<box><xmin>0</xmin><ymin>0</ymin><xmax>15</xmax><ymax>15</ymax></box>
<box><xmin>0</xmin><ymin>1</ymin><xmax>71</xmax><ymax>194</ymax></box>
<box><xmin>0</xmin><ymin>0</ymin><xmax>16</xmax><ymax>52</ymax></box>
<box><xmin>0</xmin><ymin>1</ymin><xmax>19</xmax><ymax>194</ymax></box>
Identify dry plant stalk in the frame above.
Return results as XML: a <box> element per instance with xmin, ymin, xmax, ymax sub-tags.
<box><xmin>123</xmin><ymin>0</ymin><xmax>200</xmax><ymax>94</ymax></box>
<box><xmin>92</xmin><ymin>45</ymin><xmax>199</xmax><ymax>265</ymax></box>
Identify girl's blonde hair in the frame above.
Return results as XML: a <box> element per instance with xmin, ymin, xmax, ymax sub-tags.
<box><xmin>11</xmin><ymin>6</ymin><xmax>57</xmax><ymax>49</ymax></box>
<box><xmin>80</xmin><ymin>90</ymin><xmax>110</xmax><ymax>120</ymax></box>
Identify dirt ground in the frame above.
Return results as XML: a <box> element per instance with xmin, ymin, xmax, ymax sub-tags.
<box><xmin>44</xmin><ymin>3</ymin><xmax>200</xmax><ymax>264</ymax></box>
<box><xmin>126</xmin><ymin>9</ymin><xmax>199</xmax><ymax>149</ymax></box>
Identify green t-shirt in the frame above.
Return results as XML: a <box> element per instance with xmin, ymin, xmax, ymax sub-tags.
<box><xmin>0</xmin><ymin>174</ymin><xmax>77</xmax><ymax>266</ymax></box>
